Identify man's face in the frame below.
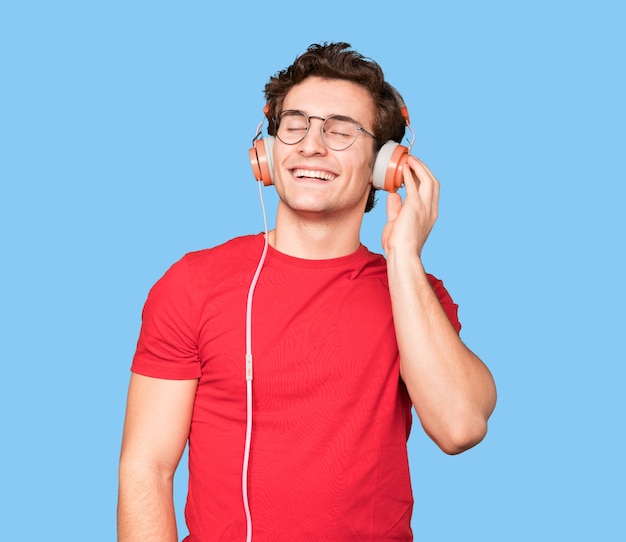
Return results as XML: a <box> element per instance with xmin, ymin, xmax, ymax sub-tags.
<box><xmin>272</xmin><ymin>76</ymin><xmax>377</xmax><ymax>219</ymax></box>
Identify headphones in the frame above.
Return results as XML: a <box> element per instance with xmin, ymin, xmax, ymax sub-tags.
<box><xmin>249</xmin><ymin>91</ymin><xmax>413</xmax><ymax>193</ymax></box>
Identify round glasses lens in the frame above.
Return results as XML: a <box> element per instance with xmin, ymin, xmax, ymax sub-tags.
<box><xmin>322</xmin><ymin>117</ymin><xmax>358</xmax><ymax>150</ymax></box>
<box><xmin>277</xmin><ymin>111</ymin><xmax>308</xmax><ymax>144</ymax></box>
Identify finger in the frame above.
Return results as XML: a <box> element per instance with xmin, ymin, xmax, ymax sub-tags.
<box><xmin>405</xmin><ymin>156</ymin><xmax>439</xmax><ymax>208</ymax></box>
<box><xmin>415</xmin><ymin>158</ymin><xmax>440</xmax><ymax>208</ymax></box>
<box><xmin>401</xmin><ymin>157</ymin><xmax>420</xmax><ymax>199</ymax></box>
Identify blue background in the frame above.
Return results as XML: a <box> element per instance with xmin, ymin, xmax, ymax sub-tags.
<box><xmin>1</xmin><ymin>1</ymin><xmax>624</xmax><ymax>540</ymax></box>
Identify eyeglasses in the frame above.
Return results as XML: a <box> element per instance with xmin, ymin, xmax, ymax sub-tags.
<box><xmin>274</xmin><ymin>110</ymin><xmax>376</xmax><ymax>151</ymax></box>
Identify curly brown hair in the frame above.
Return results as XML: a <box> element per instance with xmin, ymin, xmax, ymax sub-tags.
<box><xmin>263</xmin><ymin>42</ymin><xmax>408</xmax><ymax>213</ymax></box>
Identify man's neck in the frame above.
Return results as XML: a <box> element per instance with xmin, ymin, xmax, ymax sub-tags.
<box><xmin>270</xmin><ymin>206</ymin><xmax>364</xmax><ymax>260</ymax></box>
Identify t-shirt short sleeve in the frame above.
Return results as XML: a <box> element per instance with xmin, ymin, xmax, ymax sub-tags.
<box><xmin>427</xmin><ymin>274</ymin><xmax>462</xmax><ymax>334</ymax></box>
<box><xmin>131</xmin><ymin>256</ymin><xmax>202</xmax><ymax>380</ymax></box>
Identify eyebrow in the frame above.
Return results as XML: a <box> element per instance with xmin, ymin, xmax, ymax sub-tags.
<box><xmin>279</xmin><ymin>110</ymin><xmax>372</xmax><ymax>131</ymax></box>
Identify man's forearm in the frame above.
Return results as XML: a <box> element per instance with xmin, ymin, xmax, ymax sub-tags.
<box><xmin>118</xmin><ymin>465</ymin><xmax>178</xmax><ymax>542</ymax></box>
<box><xmin>387</xmin><ymin>251</ymin><xmax>496</xmax><ymax>454</ymax></box>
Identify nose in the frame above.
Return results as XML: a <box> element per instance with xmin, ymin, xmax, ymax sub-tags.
<box><xmin>297</xmin><ymin>117</ymin><xmax>327</xmax><ymax>156</ymax></box>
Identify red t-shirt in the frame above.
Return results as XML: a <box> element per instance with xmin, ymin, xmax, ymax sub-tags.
<box><xmin>132</xmin><ymin>234</ymin><xmax>460</xmax><ymax>541</ymax></box>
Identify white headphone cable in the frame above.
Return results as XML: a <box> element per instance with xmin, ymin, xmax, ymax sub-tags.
<box><xmin>242</xmin><ymin>179</ymin><xmax>269</xmax><ymax>542</ymax></box>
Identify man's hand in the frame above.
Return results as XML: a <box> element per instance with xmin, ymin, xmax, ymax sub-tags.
<box><xmin>382</xmin><ymin>156</ymin><xmax>440</xmax><ymax>258</ymax></box>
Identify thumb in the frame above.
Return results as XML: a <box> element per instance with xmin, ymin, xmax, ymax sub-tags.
<box><xmin>386</xmin><ymin>192</ymin><xmax>402</xmax><ymax>222</ymax></box>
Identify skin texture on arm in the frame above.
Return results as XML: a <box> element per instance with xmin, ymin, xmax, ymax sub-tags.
<box><xmin>117</xmin><ymin>373</ymin><xmax>198</xmax><ymax>542</ymax></box>
<box><xmin>382</xmin><ymin>156</ymin><xmax>496</xmax><ymax>455</ymax></box>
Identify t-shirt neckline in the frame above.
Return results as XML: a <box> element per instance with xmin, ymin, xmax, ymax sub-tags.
<box><xmin>254</xmin><ymin>233</ymin><xmax>372</xmax><ymax>269</ymax></box>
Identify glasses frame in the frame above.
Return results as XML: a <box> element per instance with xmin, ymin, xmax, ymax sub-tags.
<box><xmin>273</xmin><ymin>110</ymin><xmax>377</xmax><ymax>151</ymax></box>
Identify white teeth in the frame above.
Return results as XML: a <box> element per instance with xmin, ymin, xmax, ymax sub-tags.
<box><xmin>292</xmin><ymin>169</ymin><xmax>336</xmax><ymax>181</ymax></box>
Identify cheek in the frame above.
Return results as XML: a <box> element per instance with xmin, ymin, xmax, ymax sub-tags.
<box><xmin>368</xmin><ymin>151</ymin><xmax>376</xmax><ymax>170</ymax></box>
<box><xmin>271</xmin><ymin>147</ymin><xmax>287</xmax><ymax>183</ymax></box>
<box><xmin>362</xmin><ymin>153</ymin><xmax>376</xmax><ymax>181</ymax></box>
<box><xmin>273</xmin><ymin>143</ymin><xmax>293</xmax><ymax>168</ymax></box>
<box><xmin>366</xmin><ymin>147</ymin><xmax>378</xmax><ymax>182</ymax></box>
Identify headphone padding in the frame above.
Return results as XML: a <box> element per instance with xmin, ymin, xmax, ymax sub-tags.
<box><xmin>372</xmin><ymin>141</ymin><xmax>409</xmax><ymax>192</ymax></box>
<box><xmin>249</xmin><ymin>136</ymin><xmax>275</xmax><ymax>186</ymax></box>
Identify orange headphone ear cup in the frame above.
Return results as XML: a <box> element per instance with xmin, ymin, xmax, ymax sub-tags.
<box><xmin>249</xmin><ymin>135</ymin><xmax>275</xmax><ymax>186</ymax></box>
<box><xmin>372</xmin><ymin>141</ymin><xmax>409</xmax><ymax>192</ymax></box>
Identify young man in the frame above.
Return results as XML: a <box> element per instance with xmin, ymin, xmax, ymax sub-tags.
<box><xmin>118</xmin><ymin>42</ymin><xmax>496</xmax><ymax>541</ymax></box>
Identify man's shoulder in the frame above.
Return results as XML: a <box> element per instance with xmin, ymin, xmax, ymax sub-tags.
<box><xmin>183</xmin><ymin>234</ymin><xmax>263</xmax><ymax>265</ymax></box>
<box><xmin>151</xmin><ymin>234</ymin><xmax>264</xmax><ymax>293</ymax></box>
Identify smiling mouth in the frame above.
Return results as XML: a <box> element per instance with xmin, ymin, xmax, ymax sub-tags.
<box><xmin>292</xmin><ymin>168</ymin><xmax>337</xmax><ymax>181</ymax></box>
